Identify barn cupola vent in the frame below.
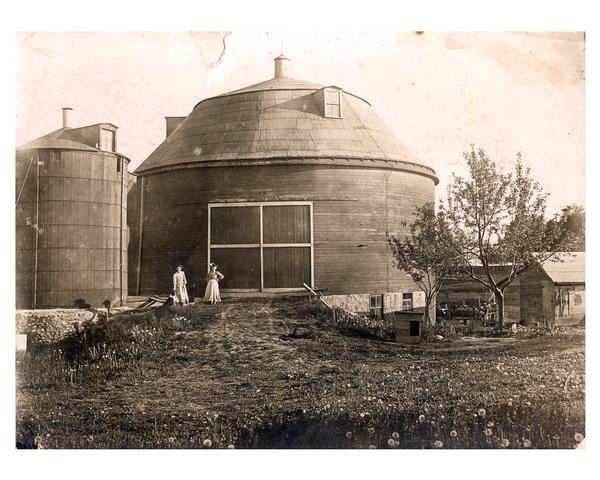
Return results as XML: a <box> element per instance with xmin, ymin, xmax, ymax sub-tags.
<box><xmin>273</xmin><ymin>54</ymin><xmax>290</xmax><ymax>78</ymax></box>
<box><xmin>62</xmin><ymin>107</ymin><xmax>73</xmax><ymax>129</ymax></box>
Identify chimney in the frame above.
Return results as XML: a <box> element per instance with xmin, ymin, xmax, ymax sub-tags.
<box><xmin>62</xmin><ymin>107</ymin><xmax>73</xmax><ymax>129</ymax></box>
<box><xmin>274</xmin><ymin>54</ymin><xmax>290</xmax><ymax>78</ymax></box>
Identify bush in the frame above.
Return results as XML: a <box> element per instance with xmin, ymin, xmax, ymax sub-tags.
<box><xmin>329</xmin><ymin>308</ymin><xmax>394</xmax><ymax>341</ymax></box>
<box><xmin>421</xmin><ymin>321</ymin><xmax>461</xmax><ymax>342</ymax></box>
<box><xmin>19</xmin><ymin>306</ymin><xmax>215</xmax><ymax>390</ymax></box>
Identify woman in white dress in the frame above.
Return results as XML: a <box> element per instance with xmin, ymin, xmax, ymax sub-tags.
<box><xmin>172</xmin><ymin>265</ymin><xmax>189</xmax><ymax>306</ymax></box>
<box><xmin>204</xmin><ymin>263</ymin><xmax>224</xmax><ymax>304</ymax></box>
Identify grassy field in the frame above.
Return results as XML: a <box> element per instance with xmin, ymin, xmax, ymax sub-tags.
<box><xmin>16</xmin><ymin>297</ymin><xmax>585</xmax><ymax>449</ymax></box>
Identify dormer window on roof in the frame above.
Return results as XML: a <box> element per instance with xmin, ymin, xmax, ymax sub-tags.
<box><xmin>324</xmin><ymin>88</ymin><xmax>342</xmax><ymax>118</ymax></box>
<box><xmin>100</xmin><ymin>128</ymin><xmax>115</xmax><ymax>152</ymax></box>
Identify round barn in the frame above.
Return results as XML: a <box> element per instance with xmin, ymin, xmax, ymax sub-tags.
<box><xmin>129</xmin><ymin>56</ymin><xmax>438</xmax><ymax>314</ymax></box>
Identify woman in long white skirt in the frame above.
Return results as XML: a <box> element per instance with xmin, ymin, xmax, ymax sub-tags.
<box><xmin>204</xmin><ymin>263</ymin><xmax>224</xmax><ymax>304</ymax></box>
<box><xmin>172</xmin><ymin>265</ymin><xmax>189</xmax><ymax>305</ymax></box>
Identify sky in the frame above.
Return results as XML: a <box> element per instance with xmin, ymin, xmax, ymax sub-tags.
<box><xmin>16</xmin><ymin>31</ymin><xmax>585</xmax><ymax>214</ymax></box>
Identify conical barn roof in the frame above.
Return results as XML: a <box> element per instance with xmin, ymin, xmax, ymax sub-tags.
<box><xmin>136</xmin><ymin>68</ymin><xmax>437</xmax><ymax>184</ymax></box>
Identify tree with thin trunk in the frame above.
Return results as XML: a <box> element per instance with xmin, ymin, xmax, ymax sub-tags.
<box><xmin>443</xmin><ymin>146</ymin><xmax>576</xmax><ymax>329</ymax></box>
<box><xmin>387</xmin><ymin>203</ymin><xmax>455</xmax><ymax>325</ymax></box>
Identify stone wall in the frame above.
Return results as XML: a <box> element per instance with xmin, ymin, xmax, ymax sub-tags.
<box><xmin>322</xmin><ymin>294</ymin><xmax>370</xmax><ymax>314</ymax></box>
<box><xmin>323</xmin><ymin>289</ymin><xmax>427</xmax><ymax>316</ymax></box>
<box><xmin>383</xmin><ymin>292</ymin><xmax>403</xmax><ymax>314</ymax></box>
<box><xmin>16</xmin><ymin>309</ymin><xmax>103</xmax><ymax>345</ymax></box>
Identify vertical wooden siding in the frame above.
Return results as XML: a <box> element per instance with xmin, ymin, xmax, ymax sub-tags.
<box><xmin>440</xmin><ymin>265</ymin><xmax>522</xmax><ymax>323</ymax></box>
<box><xmin>519</xmin><ymin>266</ymin><xmax>553</xmax><ymax>325</ymax></box>
<box><xmin>16</xmin><ymin>149</ymin><xmax>128</xmax><ymax>308</ymax></box>
<box><xmin>15</xmin><ymin>151</ymin><xmax>37</xmax><ymax>307</ymax></box>
<box><xmin>210</xmin><ymin>206</ymin><xmax>260</xmax><ymax>244</ymax></box>
<box><xmin>131</xmin><ymin>164</ymin><xmax>434</xmax><ymax>297</ymax></box>
<box><xmin>127</xmin><ymin>178</ymin><xmax>141</xmax><ymax>294</ymax></box>
<box><xmin>263</xmin><ymin>247</ymin><xmax>311</xmax><ymax>288</ymax></box>
<box><xmin>263</xmin><ymin>205</ymin><xmax>310</xmax><ymax>243</ymax></box>
<box><xmin>209</xmin><ymin>247</ymin><xmax>261</xmax><ymax>289</ymax></box>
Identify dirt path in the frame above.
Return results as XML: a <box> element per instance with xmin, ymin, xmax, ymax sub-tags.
<box><xmin>113</xmin><ymin>299</ymin><xmax>583</xmax><ymax>414</ymax></box>
<box><xmin>16</xmin><ymin>297</ymin><xmax>586</xmax><ymax>448</ymax></box>
<box><xmin>86</xmin><ymin>299</ymin><xmax>323</xmax><ymax>415</ymax></box>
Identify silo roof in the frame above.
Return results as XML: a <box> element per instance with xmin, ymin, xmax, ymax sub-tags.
<box><xmin>17</xmin><ymin>123</ymin><xmax>130</xmax><ymax>162</ymax></box>
<box><xmin>136</xmin><ymin>70</ymin><xmax>437</xmax><ymax>183</ymax></box>
<box><xmin>17</xmin><ymin>127</ymin><xmax>99</xmax><ymax>152</ymax></box>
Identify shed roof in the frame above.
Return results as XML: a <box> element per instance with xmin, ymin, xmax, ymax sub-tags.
<box><xmin>541</xmin><ymin>252</ymin><xmax>585</xmax><ymax>284</ymax></box>
<box><xmin>136</xmin><ymin>62</ymin><xmax>437</xmax><ymax>181</ymax></box>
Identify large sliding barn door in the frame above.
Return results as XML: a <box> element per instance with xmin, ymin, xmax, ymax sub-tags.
<box><xmin>263</xmin><ymin>205</ymin><xmax>312</xmax><ymax>290</ymax></box>
<box><xmin>208</xmin><ymin>202</ymin><xmax>313</xmax><ymax>292</ymax></box>
<box><xmin>209</xmin><ymin>206</ymin><xmax>261</xmax><ymax>290</ymax></box>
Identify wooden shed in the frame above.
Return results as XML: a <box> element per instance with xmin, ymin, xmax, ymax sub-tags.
<box><xmin>128</xmin><ymin>56</ymin><xmax>438</xmax><ymax>305</ymax></box>
<box><xmin>518</xmin><ymin>253</ymin><xmax>585</xmax><ymax>326</ymax></box>
<box><xmin>439</xmin><ymin>265</ymin><xmax>522</xmax><ymax>323</ymax></box>
<box><xmin>438</xmin><ymin>253</ymin><xmax>585</xmax><ymax>326</ymax></box>
<box><xmin>16</xmin><ymin>109</ymin><xmax>131</xmax><ymax>308</ymax></box>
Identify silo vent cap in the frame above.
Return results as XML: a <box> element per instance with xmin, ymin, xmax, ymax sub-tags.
<box><xmin>62</xmin><ymin>107</ymin><xmax>73</xmax><ymax>129</ymax></box>
<box><xmin>274</xmin><ymin>54</ymin><xmax>290</xmax><ymax>78</ymax></box>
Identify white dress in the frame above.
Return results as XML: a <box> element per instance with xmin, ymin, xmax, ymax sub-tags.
<box><xmin>203</xmin><ymin>271</ymin><xmax>224</xmax><ymax>303</ymax></box>
<box><xmin>172</xmin><ymin>271</ymin><xmax>189</xmax><ymax>305</ymax></box>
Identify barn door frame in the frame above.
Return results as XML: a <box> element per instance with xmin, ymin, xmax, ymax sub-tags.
<box><xmin>207</xmin><ymin>201</ymin><xmax>314</xmax><ymax>292</ymax></box>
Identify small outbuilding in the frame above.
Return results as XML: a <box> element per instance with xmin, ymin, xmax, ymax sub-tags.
<box><xmin>438</xmin><ymin>253</ymin><xmax>585</xmax><ymax>326</ymax></box>
<box><xmin>518</xmin><ymin>253</ymin><xmax>585</xmax><ymax>326</ymax></box>
<box><xmin>391</xmin><ymin>308</ymin><xmax>424</xmax><ymax>344</ymax></box>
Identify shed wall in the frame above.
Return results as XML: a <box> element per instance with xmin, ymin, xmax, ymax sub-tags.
<box><xmin>519</xmin><ymin>265</ymin><xmax>554</xmax><ymax>325</ymax></box>
<box><xmin>553</xmin><ymin>283</ymin><xmax>585</xmax><ymax>326</ymax></box>
<box><xmin>439</xmin><ymin>265</ymin><xmax>521</xmax><ymax>323</ymax></box>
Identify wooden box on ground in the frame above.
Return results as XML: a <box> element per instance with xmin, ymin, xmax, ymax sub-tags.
<box><xmin>391</xmin><ymin>310</ymin><xmax>424</xmax><ymax>344</ymax></box>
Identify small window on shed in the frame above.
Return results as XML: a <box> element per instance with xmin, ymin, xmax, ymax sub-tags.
<box><xmin>324</xmin><ymin>89</ymin><xmax>342</xmax><ymax>118</ymax></box>
<box><xmin>370</xmin><ymin>294</ymin><xmax>383</xmax><ymax>320</ymax></box>
<box><xmin>100</xmin><ymin>129</ymin><xmax>115</xmax><ymax>152</ymax></box>
<box><xmin>402</xmin><ymin>292</ymin><xmax>413</xmax><ymax>311</ymax></box>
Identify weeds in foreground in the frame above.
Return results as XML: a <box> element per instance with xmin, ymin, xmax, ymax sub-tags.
<box><xmin>17</xmin><ymin>307</ymin><xmax>208</xmax><ymax>390</ymax></box>
<box><xmin>244</xmin><ymin>405</ymin><xmax>585</xmax><ymax>449</ymax></box>
<box><xmin>16</xmin><ymin>299</ymin><xmax>585</xmax><ymax>449</ymax></box>
<box><xmin>329</xmin><ymin>309</ymin><xmax>394</xmax><ymax>341</ymax></box>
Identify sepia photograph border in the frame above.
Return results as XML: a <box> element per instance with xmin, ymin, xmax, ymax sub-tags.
<box><xmin>2</xmin><ymin>1</ymin><xmax>599</xmax><ymax>479</ymax></box>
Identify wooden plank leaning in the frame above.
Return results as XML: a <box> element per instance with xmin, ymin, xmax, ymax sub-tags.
<box><xmin>303</xmin><ymin>283</ymin><xmax>332</xmax><ymax>310</ymax></box>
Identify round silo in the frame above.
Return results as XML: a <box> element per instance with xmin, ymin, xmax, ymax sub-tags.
<box><xmin>16</xmin><ymin>110</ymin><xmax>129</xmax><ymax>308</ymax></box>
